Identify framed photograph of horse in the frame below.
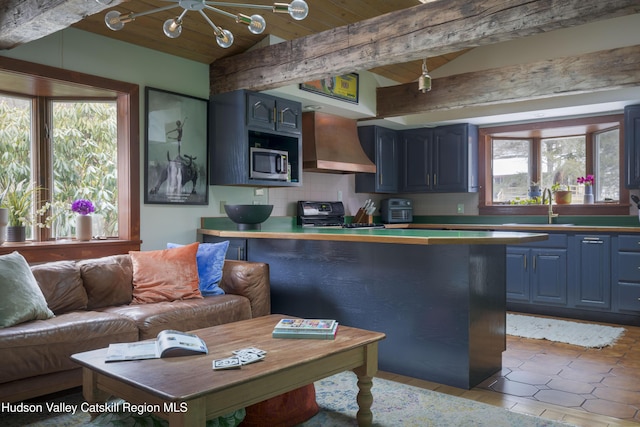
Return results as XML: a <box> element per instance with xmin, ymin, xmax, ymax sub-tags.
<box><xmin>144</xmin><ymin>87</ymin><xmax>209</xmax><ymax>205</ymax></box>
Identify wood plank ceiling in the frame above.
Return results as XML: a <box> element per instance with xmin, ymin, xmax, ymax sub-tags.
<box><xmin>71</xmin><ymin>0</ymin><xmax>466</xmax><ymax>84</ymax></box>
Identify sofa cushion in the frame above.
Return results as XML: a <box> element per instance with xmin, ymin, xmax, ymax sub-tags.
<box><xmin>0</xmin><ymin>311</ymin><xmax>138</xmax><ymax>383</ymax></box>
<box><xmin>31</xmin><ymin>261</ymin><xmax>88</xmax><ymax>315</ymax></box>
<box><xmin>0</xmin><ymin>252</ymin><xmax>55</xmax><ymax>328</ymax></box>
<box><xmin>129</xmin><ymin>243</ymin><xmax>202</xmax><ymax>304</ymax></box>
<box><xmin>78</xmin><ymin>255</ymin><xmax>134</xmax><ymax>309</ymax></box>
<box><xmin>100</xmin><ymin>295</ymin><xmax>252</xmax><ymax>339</ymax></box>
<box><xmin>167</xmin><ymin>241</ymin><xmax>229</xmax><ymax>296</ymax></box>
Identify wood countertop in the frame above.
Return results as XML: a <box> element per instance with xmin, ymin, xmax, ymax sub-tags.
<box><xmin>396</xmin><ymin>223</ymin><xmax>640</xmax><ymax>233</ymax></box>
<box><xmin>198</xmin><ymin>224</ymin><xmax>548</xmax><ymax>246</ymax></box>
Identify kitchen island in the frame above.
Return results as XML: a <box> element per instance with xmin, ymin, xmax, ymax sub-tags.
<box><xmin>198</xmin><ymin>220</ymin><xmax>547</xmax><ymax>389</ymax></box>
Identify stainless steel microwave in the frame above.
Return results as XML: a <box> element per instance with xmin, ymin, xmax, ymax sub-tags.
<box><xmin>250</xmin><ymin>147</ymin><xmax>289</xmax><ymax>181</ymax></box>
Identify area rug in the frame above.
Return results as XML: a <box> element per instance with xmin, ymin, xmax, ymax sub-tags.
<box><xmin>0</xmin><ymin>371</ymin><xmax>575</xmax><ymax>427</ymax></box>
<box><xmin>506</xmin><ymin>313</ymin><xmax>625</xmax><ymax>348</ymax></box>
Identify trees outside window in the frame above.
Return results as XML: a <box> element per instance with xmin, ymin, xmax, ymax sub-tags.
<box><xmin>0</xmin><ymin>95</ymin><xmax>118</xmax><ymax>239</ymax></box>
<box><xmin>481</xmin><ymin>115</ymin><xmax>628</xmax><ymax>215</ymax></box>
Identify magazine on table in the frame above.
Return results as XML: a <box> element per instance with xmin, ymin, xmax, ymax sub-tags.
<box><xmin>272</xmin><ymin>318</ymin><xmax>339</xmax><ymax>339</ymax></box>
<box><xmin>273</xmin><ymin>318</ymin><xmax>337</xmax><ymax>332</ymax></box>
<box><xmin>105</xmin><ymin>330</ymin><xmax>208</xmax><ymax>362</ymax></box>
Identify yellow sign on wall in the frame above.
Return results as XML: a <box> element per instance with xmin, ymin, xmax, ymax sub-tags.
<box><xmin>300</xmin><ymin>73</ymin><xmax>359</xmax><ymax>104</ymax></box>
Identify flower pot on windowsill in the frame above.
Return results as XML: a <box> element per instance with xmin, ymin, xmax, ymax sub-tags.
<box><xmin>583</xmin><ymin>185</ymin><xmax>594</xmax><ymax>204</ymax></box>
<box><xmin>554</xmin><ymin>190</ymin><xmax>572</xmax><ymax>205</ymax></box>
<box><xmin>6</xmin><ymin>225</ymin><xmax>26</xmax><ymax>243</ymax></box>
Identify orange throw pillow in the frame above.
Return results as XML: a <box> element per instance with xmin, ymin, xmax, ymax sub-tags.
<box><xmin>129</xmin><ymin>242</ymin><xmax>202</xmax><ymax>304</ymax></box>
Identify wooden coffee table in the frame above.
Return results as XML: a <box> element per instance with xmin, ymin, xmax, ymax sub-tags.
<box><xmin>71</xmin><ymin>314</ymin><xmax>385</xmax><ymax>426</ymax></box>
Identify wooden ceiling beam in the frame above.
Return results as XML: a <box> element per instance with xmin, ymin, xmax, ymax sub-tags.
<box><xmin>210</xmin><ymin>0</ymin><xmax>640</xmax><ymax>95</ymax></box>
<box><xmin>376</xmin><ymin>45</ymin><xmax>640</xmax><ymax>118</ymax></box>
<box><xmin>0</xmin><ymin>0</ymin><xmax>127</xmax><ymax>49</ymax></box>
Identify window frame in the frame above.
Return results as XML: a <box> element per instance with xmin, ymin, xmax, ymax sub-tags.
<box><xmin>479</xmin><ymin>114</ymin><xmax>629</xmax><ymax>216</ymax></box>
<box><xmin>0</xmin><ymin>56</ymin><xmax>140</xmax><ymax>263</ymax></box>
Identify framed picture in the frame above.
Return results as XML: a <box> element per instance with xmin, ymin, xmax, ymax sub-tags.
<box><xmin>144</xmin><ymin>87</ymin><xmax>209</xmax><ymax>205</ymax></box>
<box><xmin>300</xmin><ymin>73</ymin><xmax>359</xmax><ymax>104</ymax></box>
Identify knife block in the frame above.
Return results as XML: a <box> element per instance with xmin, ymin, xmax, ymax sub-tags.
<box><xmin>353</xmin><ymin>209</ymin><xmax>373</xmax><ymax>224</ymax></box>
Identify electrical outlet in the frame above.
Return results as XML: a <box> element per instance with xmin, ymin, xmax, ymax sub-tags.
<box><xmin>220</xmin><ymin>201</ymin><xmax>226</xmax><ymax>212</ymax></box>
<box><xmin>457</xmin><ymin>203</ymin><xmax>464</xmax><ymax>214</ymax></box>
<box><xmin>254</xmin><ymin>188</ymin><xmax>264</xmax><ymax>196</ymax></box>
<box><xmin>337</xmin><ymin>190</ymin><xmax>343</xmax><ymax>201</ymax></box>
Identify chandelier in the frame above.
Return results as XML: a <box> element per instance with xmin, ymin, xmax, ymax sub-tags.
<box><xmin>98</xmin><ymin>0</ymin><xmax>309</xmax><ymax>48</ymax></box>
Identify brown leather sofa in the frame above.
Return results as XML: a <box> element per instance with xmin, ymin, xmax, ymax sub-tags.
<box><xmin>0</xmin><ymin>254</ymin><xmax>270</xmax><ymax>403</ymax></box>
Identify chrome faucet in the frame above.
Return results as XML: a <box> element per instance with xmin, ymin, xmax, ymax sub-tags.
<box><xmin>542</xmin><ymin>188</ymin><xmax>558</xmax><ymax>224</ymax></box>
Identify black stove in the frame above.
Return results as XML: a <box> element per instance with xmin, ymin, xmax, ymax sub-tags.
<box><xmin>297</xmin><ymin>201</ymin><xmax>385</xmax><ymax>229</ymax></box>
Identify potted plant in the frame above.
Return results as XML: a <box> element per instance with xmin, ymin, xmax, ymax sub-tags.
<box><xmin>551</xmin><ymin>183</ymin><xmax>572</xmax><ymax>205</ymax></box>
<box><xmin>0</xmin><ymin>180</ymin><xmax>55</xmax><ymax>242</ymax></box>
<box><xmin>71</xmin><ymin>198</ymin><xmax>95</xmax><ymax>241</ymax></box>
<box><xmin>577</xmin><ymin>175</ymin><xmax>595</xmax><ymax>204</ymax></box>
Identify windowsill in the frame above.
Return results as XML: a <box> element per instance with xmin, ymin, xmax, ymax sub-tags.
<box><xmin>0</xmin><ymin>239</ymin><xmax>142</xmax><ymax>263</ymax></box>
<box><xmin>479</xmin><ymin>203</ymin><xmax>630</xmax><ymax>216</ymax></box>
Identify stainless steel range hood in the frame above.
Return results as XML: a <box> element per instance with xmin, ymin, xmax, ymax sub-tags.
<box><xmin>302</xmin><ymin>112</ymin><xmax>376</xmax><ymax>174</ymax></box>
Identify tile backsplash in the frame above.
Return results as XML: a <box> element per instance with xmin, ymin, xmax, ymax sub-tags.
<box><xmin>267</xmin><ymin>172</ymin><xmax>480</xmax><ymax>217</ymax></box>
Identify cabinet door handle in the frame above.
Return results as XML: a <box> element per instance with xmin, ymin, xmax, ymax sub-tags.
<box><xmin>533</xmin><ymin>255</ymin><xmax>536</xmax><ymax>270</ymax></box>
<box><xmin>523</xmin><ymin>256</ymin><xmax>527</xmax><ymax>270</ymax></box>
<box><xmin>434</xmin><ymin>174</ymin><xmax>437</xmax><ymax>186</ymax></box>
<box><xmin>426</xmin><ymin>174</ymin><xmax>430</xmax><ymax>186</ymax></box>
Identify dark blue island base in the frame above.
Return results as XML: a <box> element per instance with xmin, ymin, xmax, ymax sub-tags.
<box><xmin>245</xmin><ymin>238</ymin><xmax>507</xmax><ymax>389</ymax></box>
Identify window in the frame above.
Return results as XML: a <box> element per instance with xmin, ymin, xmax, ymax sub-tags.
<box><xmin>51</xmin><ymin>100</ymin><xmax>119</xmax><ymax>238</ymax></box>
<box><xmin>480</xmin><ymin>115</ymin><xmax>628</xmax><ymax>215</ymax></box>
<box><xmin>0</xmin><ymin>55</ymin><xmax>140</xmax><ymax>263</ymax></box>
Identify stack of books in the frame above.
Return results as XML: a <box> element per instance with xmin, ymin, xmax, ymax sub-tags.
<box><xmin>272</xmin><ymin>318</ymin><xmax>339</xmax><ymax>340</ymax></box>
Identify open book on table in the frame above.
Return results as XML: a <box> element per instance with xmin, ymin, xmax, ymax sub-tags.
<box><xmin>105</xmin><ymin>330</ymin><xmax>208</xmax><ymax>362</ymax></box>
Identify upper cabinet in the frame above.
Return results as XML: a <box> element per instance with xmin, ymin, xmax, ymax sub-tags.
<box><xmin>355</xmin><ymin>126</ymin><xmax>399</xmax><ymax>193</ymax></box>
<box><xmin>356</xmin><ymin>123</ymin><xmax>478</xmax><ymax>194</ymax></box>
<box><xmin>624</xmin><ymin>105</ymin><xmax>640</xmax><ymax>188</ymax></box>
<box><xmin>246</xmin><ymin>92</ymin><xmax>302</xmax><ymax>134</ymax></box>
<box><xmin>209</xmin><ymin>90</ymin><xmax>302</xmax><ymax>187</ymax></box>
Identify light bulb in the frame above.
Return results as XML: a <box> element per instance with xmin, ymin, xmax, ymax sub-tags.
<box><xmin>216</xmin><ymin>29</ymin><xmax>234</xmax><ymax>48</ymax></box>
<box><xmin>105</xmin><ymin>11</ymin><xmax>125</xmax><ymax>31</ymax></box>
<box><xmin>248</xmin><ymin>14</ymin><xmax>266</xmax><ymax>35</ymax></box>
<box><xmin>288</xmin><ymin>0</ymin><xmax>309</xmax><ymax>20</ymax></box>
<box><xmin>163</xmin><ymin>18</ymin><xmax>182</xmax><ymax>38</ymax></box>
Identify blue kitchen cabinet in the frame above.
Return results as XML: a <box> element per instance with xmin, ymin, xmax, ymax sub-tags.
<box><xmin>613</xmin><ymin>235</ymin><xmax>640</xmax><ymax>313</ymax></box>
<box><xmin>398</xmin><ymin>124</ymin><xmax>478</xmax><ymax>193</ymax></box>
<box><xmin>624</xmin><ymin>105</ymin><xmax>640</xmax><ymax>188</ymax></box>
<box><xmin>507</xmin><ymin>234</ymin><xmax>568</xmax><ymax>306</ymax></box>
<box><xmin>572</xmin><ymin>235</ymin><xmax>611</xmax><ymax>310</ymax></box>
<box><xmin>356</xmin><ymin>126</ymin><xmax>399</xmax><ymax>193</ymax></box>
<box><xmin>246</xmin><ymin>92</ymin><xmax>301</xmax><ymax>134</ymax></box>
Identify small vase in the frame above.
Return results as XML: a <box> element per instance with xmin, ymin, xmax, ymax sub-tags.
<box><xmin>7</xmin><ymin>225</ymin><xmax>26</xmax><ymax>243</ymax></box>
<box><xmin>583</xmin><ymin>185</ymin><xmax>594</xmax><ymax>204</ymax></box>
<box><xmin>76</xmin><ymin>214</ymin><xmax>92</xmax><ymax>241</ymax></box>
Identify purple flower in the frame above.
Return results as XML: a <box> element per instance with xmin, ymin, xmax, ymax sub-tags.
<box><xmin>577</xmin><ymin>175</ymin><xmax>594</xmax><ymax>186</ymax></box>
<box><xmin>71</xmin><ymin>199</ymin><xmax>95</xmax><ymax>215</ymax></box>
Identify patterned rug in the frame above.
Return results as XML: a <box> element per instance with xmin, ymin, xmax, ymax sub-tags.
<box><xmin>0</xmin><ymin>372</ymin><xmax>575</xmax><ymax>427</ymax></box>
<box><xmin>506</xmin><ymin>313</ymin><xmax>625</xmax><ymax>348</ymax></box>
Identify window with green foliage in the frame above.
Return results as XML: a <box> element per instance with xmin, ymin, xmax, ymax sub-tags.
<box><xmin>0</xmin><ymin>94</ymin><xmax>118</xmax><ymax>239</ymax></box>
<box><xmin>480</xmin><ymin>115</ymin><xmax>628</xmax><ymax>215</ymax></box>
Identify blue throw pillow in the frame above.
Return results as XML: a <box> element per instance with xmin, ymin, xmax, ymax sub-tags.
<box><xmin>167</xmin><ymin>241</ymin><xmax>229</xmax><ymax>296</ymax></box>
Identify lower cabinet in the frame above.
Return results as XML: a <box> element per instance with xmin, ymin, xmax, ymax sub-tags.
<box><xmin>613</xmin><ymin>235</ymin><xmax>640</xmax><ymax>314</ymax></box>
<box><xmin>573</xmin><ymin>235</ymin><xmax>611</xmax><ymax>310</ymax></box>
<box><xmin>506</xmin><ymin>244</ymin><xmax>567</xmax><ymax>306</ymax></box>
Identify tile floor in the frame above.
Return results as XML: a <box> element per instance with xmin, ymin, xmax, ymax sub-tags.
<box><xmin>479</xmin><ymin>314</ymin><xmax>640</xmax><ymax>423</ymax></box>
